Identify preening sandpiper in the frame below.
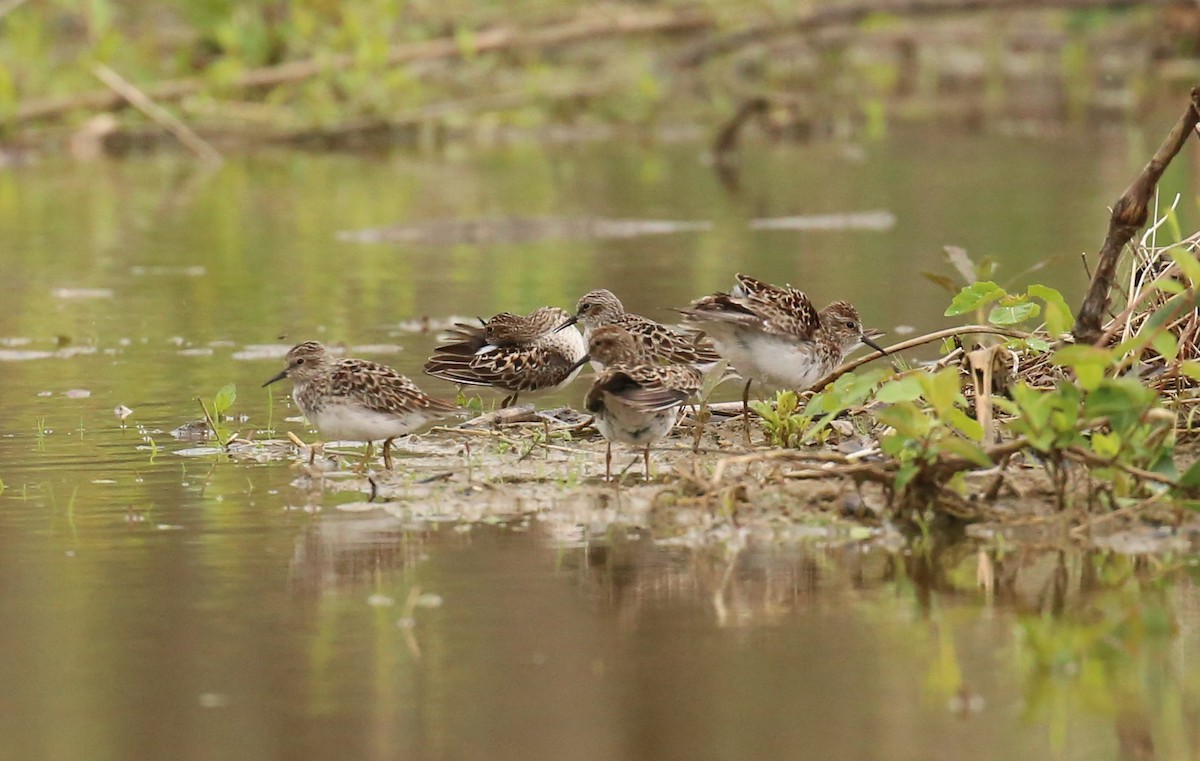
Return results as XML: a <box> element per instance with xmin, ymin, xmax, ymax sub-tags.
<box><xmin>423</xmin><ymin>306</ymin><xmax>587</xmax><ymax>407</ymax></box>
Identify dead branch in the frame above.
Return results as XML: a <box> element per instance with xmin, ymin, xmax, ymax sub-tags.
<box><xmin>810</xmin><ymin>324</ymin><xmax>1030</xmax><ymax>393</ymax></box>
<box><xmin>1073</xmin><ymin>85</ymin><xmax>1200</xmax><ymax>344</ymax></box>
<box><xmin>676</xmin><ymin>0</ymin><xmax>1149</xmax><ymax>67</ymax></box>
<box><xmin>11</xmin><ymin>10</ymin><xmax>712</xmax><ymax>128</ymax></box>
<box><xmin>92</xmin><ymin>65</ymin><xmax>223</xmax><ymax>165</ymax></box>
<box><xmin>711</xmin><ymin>96</ymin><xmax>771</xmax><ymax>163</ymax></box>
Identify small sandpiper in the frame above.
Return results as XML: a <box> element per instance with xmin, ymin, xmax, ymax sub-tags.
<box><xmin>678</xmin><ymin>274</ymin><xmax>886</xmax><ymax>442</ymax></box>
<box><xmin>423</xmin><ymin>306</ymin><xmax>587</xmax><ymax>407</ymax></box>
<box><xmin>573</xmin><ymin>325</ymin><xmax>702</xmax><ymax>481</ymax></box>
<box><xmin>557</xmin><ymin>288</ymin><xmax>721</xmax><ymax>369</ymax></box>
<box><xmin>263</xmin><ymin>341</ymin><xmax>459</xmax><ymax>469</ymax></box>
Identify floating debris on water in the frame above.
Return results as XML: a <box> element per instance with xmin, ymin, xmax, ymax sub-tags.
<box><xmin>338</xmin><ymin>216</ymin><xmax>712</xmax><ymax>245</ymax></box>
<box><xmin>0</xmin><ymin>346</ymin><xmax>97</xmax><ymax>361</ymax></box>
<box><xmin>63</xmin><ymin>389</ymin><xmax>91</xmax><ymax>398</ymax></box>
<box><xmin>130</xmin><ymin>265</ymin><xmax>206</xmax><ymax>277</ymax></box>
<box><xmin>747</xmin><ymin>211</ymin><xmax>896</xmax><ymax>231</ymax></box>
<box><xmin>392</xmin><ymin>316</ymin><xmax>474</xmax><ymax>334</ymax></box>
<box><xmin>170</xmin><ymin>420</ymin><xmax>211</xmax><ymax>441</ymax></box>
<box><xmin>51</xmin><ymin>287</ymin><xmax>114</xmax><ymax>299</ymax></box>
<box><xmin>114</xmin><ymin>404</ymin><xmax>134</xmax><ymax>421</ymax></box>
<box><xmin>339</xmin><ymin>213</ymin><xmax>896</xmax><ymax>246</ymax></box>
<box><xmin>0</xmin><ymin>349</ymin><xmax>55</xmax><ymax>361</ymax></box>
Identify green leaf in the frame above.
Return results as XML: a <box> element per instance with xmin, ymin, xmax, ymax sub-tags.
<box><xmin>1090</xmin><ymin>431</ymin><xmax>1121</xmax><ymax>458</ymax></box>
<box><xmin>894</xmin><ymin>462</ymin><xmax>919</xmax><ymax>491</ymax></box>
<box><xmin>1178</xmin><ymin>458</ymin><xmax>1200</xmax><ymax>489</ymax></box>
<box><xmin>1180</xmin><ymin>360</ymin><xmax>1200</xmax><ymax>382</ymax></box>
<box><xmin>1051</xmin><ymin>345</ymin><xmax>1114</xmax><ymax>391</ymax></box>
<box><xmin>876</xmin><ymin>402</ymin><xmax>936</xmax><ymax>439</ymax></box>
<box><xmin>874</xmin><ymin>375</ymin><xmax>924</xmax><ymax>403</ymax></box>
<box><xmin>1152</xmin><ymin>331</ymin><xmax>1179</xmax><ymax>362</ymax></box>
<box><xmin>936</xmin><ymin>437</ymin><xmax>993</xmax><ymax>467</ymax></box>
<box><xmin>945</xmin><ymin>408</ymin><xmax>984</xmax><ymax>441</ymax></box>
<box><xmin>1084</xmin><ymin>379</ymin><xmax>1156</xmax><ymax>433</ymax></box>
<box><xmin>989</xmin><ymin>301</ymin><xmax>1040</xmax><ymax>325</ymax></box>
<box><xmin>1028</xmin><ymin>284</ymin><xmax>1073</xmax><ymax>335</ymax></box>
<box><xmin>945</xmin><ymin>281</ymin><xmax>1005</xmax><ymax>316</ymax></box>
<box><xmin>919</xmin><ymin>367</ymin><xmax>962</xmax><ymax>416</ymax></box>
<box><xmin>1169</xmin><ymin>248</ymin><xmax>1200</xmax><ymax>286</ymax></box>
<box><xmin>1154</xmin><ymin>278</ymin><xmax>1186</xmax><ymax>295</ymax></box>
<box><xmin>213</xmin><ymin>384</ymin><xmax>237</xmax><ymax>416</ymax></box>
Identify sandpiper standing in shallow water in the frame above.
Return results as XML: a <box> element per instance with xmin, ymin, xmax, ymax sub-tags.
<box><xmin>574</xmin><ymin>325</ymin><xmax>702</xmax><ymax>481</ymax></box>
<box><xmin>264</xmin><ymin>341</ymin><xmax>459</xmax><ymax>469</ymax></box>
<box><xmin>678</xmin><ymin>274</ymin><xmax>886</xmax><ymax>443</ymax></box>
<box><xmin>423</xmin><ymin>306</ymin><xmax>587</xmax><ymax>407</ymax></box>
<box><xmin>557</xmin><ymin>288</ymin><xmax>721</xmax><ymax>369</ymax></box>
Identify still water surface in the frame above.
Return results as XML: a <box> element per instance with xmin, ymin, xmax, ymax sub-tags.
<box><xmin>0</xmin><ymin>130</ymin><xmax>1198</xmax><ymax>760</ymax></box>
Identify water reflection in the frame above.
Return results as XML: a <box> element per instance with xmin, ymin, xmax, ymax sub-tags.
<box><xmin>273</xmin><ymin>509</ymin><xmax>1199</xmax><ymax>760</ymax></box>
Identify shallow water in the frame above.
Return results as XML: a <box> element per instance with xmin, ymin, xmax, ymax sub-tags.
<box><xmin>1</xmin><ymin>129</ymin><xmax>1199</xmax><ymax>760</ymax></box>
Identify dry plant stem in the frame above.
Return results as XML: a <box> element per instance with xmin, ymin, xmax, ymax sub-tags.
<box><xmin>15</xmin><ymin>10</ymin><xmax>712</xmax><ymax>127</ymax></box>
<box><xmin>92</xmin><ymin>65</ymin><xmax>223</xmax><ymax>165</ymax></box>
<box><xmin>810</xmin><ymin>325</ymin><xmax>1031</xmax><ymax>393</ymax></box>
<box><xmin>1068</xmin><ymin>493</ymin><xmax>1167</xmax><ymax>538</ymax></box>
<box><xmin>1062</xmin><ymin>446</ymin><xmax>1179</xmax><ymax>488</ymax></box>
<box><xmin>676</xmin><ymin>0</ymin><xmax>1145</xmax><ymax>66</ymax></box>
<box><xmin>196</xmin><ymin>398</ymin><xmax>222</xmax><ymax>443</ymax></box>
<box><xmin>1074</xmin><ymin>85</ymin><xmax>1200</xmax><ymax>345</ymax></box>
<box><xmin>711</xmin><ymin>449</ymin><xmax>849</xmax><ymax>486</ymax></box>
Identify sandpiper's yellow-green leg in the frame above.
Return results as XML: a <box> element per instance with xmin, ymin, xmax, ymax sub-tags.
<box><xmin>741</xmin><ymin>379</ymin><xmax>752</xmax><ymax>447</ymax></box>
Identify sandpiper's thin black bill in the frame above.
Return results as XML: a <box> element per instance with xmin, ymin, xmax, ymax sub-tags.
<box><xmin>568</xmin><ymin>354</ymin><xmax>591</xmax><ymax>373</ymax></box>
<box><xmin>553</xmin><ymin>315</ymin><xmax>580</xmax><ymax>333</ymax></box>
<box><xmin>862</xmin><ymin>336</ymin><xmax>888</xmax><ymax>356</ymax></box>
<box><xmin>262</xmin><ymin>369</ymin><xmax>288</xmax><ymax>387</ymax></box>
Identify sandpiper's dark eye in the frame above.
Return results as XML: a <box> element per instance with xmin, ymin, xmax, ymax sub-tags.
<box><xmin>295</xmin><ymin>357</ymin><xmax>305</xmax><ymax>365</ymax></box>
<box><xmin>845</xmin><ymin>321</ymin><xmax>856</xmax><ymax>329</ymax></box>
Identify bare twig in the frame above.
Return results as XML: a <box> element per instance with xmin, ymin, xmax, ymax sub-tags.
<box><xmin>1074</xmin><ymin>86</ymin><xmax>1200</xmax><ymax>344</ymax></box>
<box><xmin>676</xmin><ymin>0</ymin><xmax>1147</xmax><ymax>67</ymax></box>
<box><xmin>1063</xmin><ymin>446</ymin><xmax>1179</xmax><ymax>488</ymax></box>
<box><xmin>810</xmin><ymin>324</ymin><xmax>1031</xmax><ymax>392</ymax></box>
<box><xmin>92</xmin><ymin>65</ymin><xmax>223</xmax><ymax>165</ymax></box>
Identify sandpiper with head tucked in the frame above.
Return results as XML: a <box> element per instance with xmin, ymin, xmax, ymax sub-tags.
<box><xmin>557</xmin><ymin>288</ymin><xmax>721</xmax><ymax>369</ymax></box>
<box><xmin>423</xmin><ymin>306</ymin><xmax>587</xmax><ymax>407</ymax></box>
<box><xmin>263</xmin><ymin>341</ymin><xmax>459</xmax><ymax>469</ymax></box>
<box><xmin>678</xmin><ymin>274</ymin><xmax>886</xmax><ymax>443</ymax></box>
<box><xmin>574</xmin><ymin>325</ymin><xmax>702</xmax><ymax>481</ymax></box>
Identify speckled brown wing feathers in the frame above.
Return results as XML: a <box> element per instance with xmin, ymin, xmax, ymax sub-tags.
<box><xmin>585</xmin><ymin>364</ymin><xmax>701</xmax><ymax>414</ymax></box>
<box><xmin>681</xmin><ymin>273</ymin><xmax>821</xmax><ymax>339</ymax></box>
<box><xmin>328</xmin><ymin>359</ymin><xmax>458</xmax><ymax>416</ymax></box>
<box><xmin>423</xmin><ymin>313</ymin><xmax>580</xmax><ymax>393</ymax></box>
<box><xmin>611</xmin><ymin>314</ymin><xmax>721</xmax><ymax>366</ymax></box>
